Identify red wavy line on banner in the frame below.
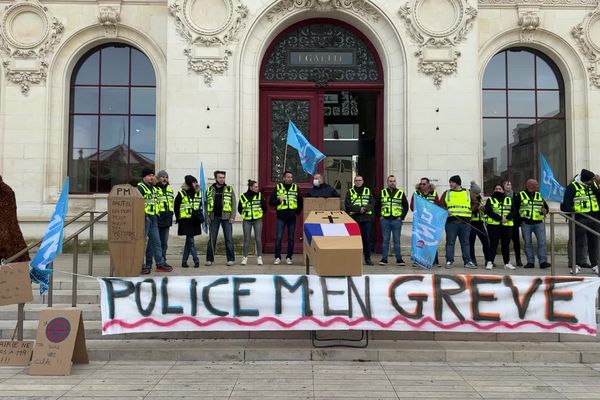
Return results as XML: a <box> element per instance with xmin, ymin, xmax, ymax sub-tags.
<box><xmin>102</xmin><ymin>315</ymin><xmax>596</xmax><ymax>334</ymax></box>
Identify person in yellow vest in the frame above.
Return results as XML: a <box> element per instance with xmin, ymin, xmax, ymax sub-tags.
<box><xmin>136</xmin><ymin>168</ymin><xmax>173</xmax><ymax>274</ymax></box>
<box><xmin>205</xmin><ymin>170</ymin><xmax>236</xmax><ymax>266</ymax></box>
<box><xmin>155</xmin><ymin>170</ymin><xmax>174</xmax><ymax>263</ymax></box>
<box><xmin>439</xmin><ymin>175</ymin><xmax>477</xmax><ymax>269</ymax></box>
<box><xmin>269</xmin><ymin>171</ymin><xmax>303</xmax><ymax>265</ymax></box>
<box><xmin>376</xmin><ymin>175</ymin><xmax>408</xmax><ymax>266</ymax></box>
<box><xmin>174</xmin><ymin>175</ymin><xmax>203</xmax><ymax>268</ymax></box>
<box><xmin>502</xmin><ymin>180</ymin><xmax>523</xmax><ymax>267</ymax></box>
<box><xmin>561</xmin><ymin>168</ymin><xmax>600</xmax><ymax>275</ymax></box>
<box><xmin>345</xmin><ymin>175</ymin><xmax>375</xmax><ymax>265</ymax></box>
<box><xmin>410</xmin><ymin>177</ymin><xmax>440</xmax><ymax>266</ymax></box>
<box><xmin>468</xmin><ymin>181</ymin><xmax>491</xmax><ymax>267</ymax></box>
<box><xmin>484</xmin><ymin>183</ymin><xmax>516</xmax><ymax>270</ymax></box>
<box><xmin>513</xmin><ymin>179</ymin><xmax>550</xmax><ymax>269</ymax></box>
<box><xmin>238</xmin><ymin>179</ymin><xmax>266</xmax><ymax>266</ymax></box>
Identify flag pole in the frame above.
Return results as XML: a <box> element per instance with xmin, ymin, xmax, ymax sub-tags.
<box><xmin>283</xmin><ymin>143</ymin><xmax>288</xmax><ymax>172</ymax></box>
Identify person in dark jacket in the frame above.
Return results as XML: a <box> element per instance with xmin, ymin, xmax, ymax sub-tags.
<box><xmin>174</xmin><ymin>175</ymin><xmax>203</xmax><ymax>268</ymax></box>
<box><xmin>375</xmin><ymin>175</ymin><xmax>409</xmax><ymax>266</ymax></box>
<box><xmin>468</xmin><ymin>181</ymin><xmax>491</xmax><ymax>267</ymax></box>
<box><xmin>485</xmin><ymin>184</ymin><xmax>516</xmax><ymax>270</ymax></box>
<box><xmin>238</xmin><ymin>179</ymin><xmax>267</xmax><ymax>266</ymax></box>
<box><xmin>307</xmin><ymin>173</ymin><xmax>339</xmax><ymax>198</ymax></box>
<box><xmin>155</xmin><ymin>170</ymin><xmax>174</xmax><ymax>262</ymax></box>
<box><xmin>502</xmin><ymin>180</ymin><xmax>523</xmax><ymax>266</ymax></box>
<box><xmin>345</xmin><ymin>175</ymin><xmax>375</xmax><ymax>265</ymax></box>
<box><xmin>269</xmin><ymin>171</ymin><xmax>303</xmax><ymax>265</ymax></box>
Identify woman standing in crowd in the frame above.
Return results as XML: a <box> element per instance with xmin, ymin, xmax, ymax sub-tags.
<box><xmin>174</xmin><ymin>175</ymin><xmax>203</xmax><ymax>268</ymax></box>
<box><xmin>502</xmin><ymin>180</ymin><xmax>523</xmax><ymax>266</ymax></box>
<box><xmin>485</xmin><ymin>184</ymin><xmax>516</xmax><ymax>270</ymax></box>
<box><xmin>238</xmin><ymin>179</ymin><xmax>267</xmax><ymax>265</ymax></box>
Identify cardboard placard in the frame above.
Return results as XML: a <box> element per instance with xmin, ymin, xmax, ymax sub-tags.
<box><xmin>29</xmin><ymin>309</ymin><xmax>88</xmax><ymax>376</ymax></box>
<box><xmin>303</xmin><ymin>197</ymin><xmax>341</xmax><ymax>221</ymax></box>
<box><xmin>108</xmin><ymin>184</ymin><xmax>145</xmax><ymax>277</ymax></box>
<box><xmin>0</xmin><ymin>340</ymin><xmax>34</xmax><ymax>366</ymax></box>
<box><xmin>0</xmin><ymin>262</ymin><xmax>33</xmax><ymax>306</ymax></box>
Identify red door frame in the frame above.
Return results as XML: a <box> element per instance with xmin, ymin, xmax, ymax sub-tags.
<box><xmin>258</xmin><ymin>18</ymin><xmax>385</xmax><ymax>255</ymax></box>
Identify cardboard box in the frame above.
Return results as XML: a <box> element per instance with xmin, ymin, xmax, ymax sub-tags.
<box><xmin>303</xmin><ymin>211</ymin><xmax>363</xmax><ymax>276</ymax></box>
<box><xmin>303</xmin><ymin>197</ymin><xmax>342</xmax><ymax>221</ymax></box>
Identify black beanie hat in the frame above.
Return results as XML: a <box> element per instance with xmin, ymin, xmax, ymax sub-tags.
<box><xmin>184</xmin><ymin>175</ymin><xmax>198</xmax><ymax>186</ymax></box>
<box><xmin>449</xmin><ymin>175</ymin><xmax>462</xmax><ymax>186</ymax></box>
<box><xmin>141</xmin><ymin>167</ymin><xmax>154</xmax><ymax>178</ymax></box>
<box><xmin>581</xmin><ymin>169</ymin><xmax>595</xmax><ymax>182</ymax></box>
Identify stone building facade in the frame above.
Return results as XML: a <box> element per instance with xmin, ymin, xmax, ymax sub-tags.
<box><xmin>0</xmin><ymin>0</ymin><xmax>599</xmax><ymax>241</ymax></box>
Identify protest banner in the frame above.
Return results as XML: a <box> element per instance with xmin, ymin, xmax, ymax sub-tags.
<box><xmin>0</xmin><ymin>340</ymin><xmax>34</xmax><ymax>366</ymax></box>
<box><xmin>99</xmin><ymin>274</ymin><xmax>600</xmax><ymax>336</ymax></box>
<box><xmin>29</xmin><ymin>309</ymin><xmax>89</xmax><ymax>376</ymax></box>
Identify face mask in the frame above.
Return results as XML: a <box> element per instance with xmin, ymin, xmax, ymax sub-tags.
<box><xmin>313</xmin><ymin>179</ymin><xmax>320</xmax><ymax>186</ymax></box>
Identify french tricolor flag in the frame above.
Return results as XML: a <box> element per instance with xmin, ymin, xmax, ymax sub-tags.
<box><xmin>304</xmin><ymin>223</ymin><xmax>361</xmax><ymax>245</ymax></box>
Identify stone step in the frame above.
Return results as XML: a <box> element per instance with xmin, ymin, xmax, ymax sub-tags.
<box><xmin>84</xmin><ymin>339</ymin><xmax>600</xmax><ymax>363</ymax></box>
<box><xmin>26</xmin><ymin>290</ymin><xmax>101</xmax><ymax>305</ymax></box>
<box><xmin>0</xmin><ymin>303</ymin><xmax>101</xmax><ymax>321</ymax></box>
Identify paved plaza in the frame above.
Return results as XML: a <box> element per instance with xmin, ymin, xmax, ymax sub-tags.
<box><xmin>1</xmin><ymin>361</ymin><xmax>600</xmax><ymax>399</ymax></box>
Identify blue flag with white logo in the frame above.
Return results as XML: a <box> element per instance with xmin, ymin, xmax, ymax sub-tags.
<box><xmin>30</xmin><ymin>177</ymin><xmax>69</xmax><ymax>295</ymax></box>
<box><xmin>287</xmin><ymin>120</ymin><xmax>326</xmax><ymax>176</ymax></box>
<box><xmin>411</xmin><ymin>195</ymin><xmax>448</xmax><ymax>270</ymax></box>
<box><xmin>199</xmin><ymin>162</ymin><xmax>208</xmax><ymax>234</ymax></box>
<box><xmin>540</xmin><ymin>154</ymin><xmax>565</xmax><ymax>202</ymax></box>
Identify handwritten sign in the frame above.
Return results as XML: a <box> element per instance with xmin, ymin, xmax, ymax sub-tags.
<box><xmin>0</xmin><ymin>262</ymin><xmax>33</xmax><ymax>306</ymax></box>
<box><xmin>99</xmin><ymin>274</ymin><xmax>600</xmax><ymax>336</ymax></box>
<box><xmin>0</xmin><ymin>340</ymin><xmax>34</xmax><ymax>366</ymax></box>
<box><xmin>29</xmin><ymin>309</ymin><xmax>88</xmax><ymax>376</ymax></box>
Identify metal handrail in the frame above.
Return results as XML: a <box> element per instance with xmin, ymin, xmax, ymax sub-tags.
<box><xmin>549</xmin><ymin>211</ymin><xmax>600</xmax><ymax>277</ymax></box>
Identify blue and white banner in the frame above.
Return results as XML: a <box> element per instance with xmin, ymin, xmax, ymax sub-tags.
<box><xmin>411</xmin><ymin>195</ymin><xmax>448</xmax><ymax>269</ymax></box>
<box><xmin>540</xmin><ymin>154</ymin><xmax>565</xmax><ymax>203</ymax></box>
<box><xmin>30</xmin><ymin>177</ymin><xmax>69</xmax><ymax>295</ymax></box>
<box><xmin>287</xmin><ymin>120</ymin><xmax>326</xmax><ymax>176</ymax></box>
<box><xmin>199</xmin><ymin>162</ymin><xmax>208</xmax><ymax>233</ymax></box>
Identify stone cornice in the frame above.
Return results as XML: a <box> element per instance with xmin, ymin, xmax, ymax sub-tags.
<box><xmin>479</xmin><ymin>0</ymin><xmax>597</xmax><ymax>8</ymax></box>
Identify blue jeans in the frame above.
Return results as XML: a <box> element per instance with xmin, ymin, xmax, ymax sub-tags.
<box><xmin>521</xmin><ymin>222</ymin><xmax>547</xmax><ymax>264</ymax></box>
<box><xmin>206</xmin><ymin>216</ymin><xmax>235</xmax><ymax>262</ymax></box>
<box><xmin>445</xmin><ymin>221</ymin><xmax>472</xmax><ymax>264</ymax></box>
<box><xmin>144</xmin><ymin>215</ymin><xmax>166</xmax><ymax>270</ymax></box>
<box><xmin>275</xmin><ymin>217</ymin><xmax>296</xmax><ymax>259</ymax></box>
<box><xmin>380</xmin><ymin>218</ymin><xmax>402</xmax><ymax>262</ymax></box>
<box><xmin>158</xmin><ymin>226</ymin><xmax>170</xmax><ymax>261</ymax></box>
<box><xmin>182</xmin><ymin>235</ymin><xmax>199</xmax><ymax>265</ymax></box>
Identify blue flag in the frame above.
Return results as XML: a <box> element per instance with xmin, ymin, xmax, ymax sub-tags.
<box><xmin>411</xmin><ymin>195</ymin><xmax>448</xmax><ymax>270</ymax></box>
<box><xmin>199</xmin><ymin>162</ymin><xmax>208</xmax><ymax>234</ymax></box>
<box><xmin>540</xmin><ymin>154</ymin><xmax>565</xmax><ymax>202</ymax></box>
<box><xmin>287</xmin><ymin>121</ymin><xmax>326</xmax><ymax>176</ymax></box>
<box><xmin>30</xmin><ymin>177</ymin><xmax>69</xmax><ymax>295</ymax></box>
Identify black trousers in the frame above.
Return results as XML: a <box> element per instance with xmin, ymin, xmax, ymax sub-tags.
<box><xmin>469</xmin><ymin>220</ymin><xmax>491</xmax><ymax>264</ymax></box>
<box><xmin>567</xmin><ymin>214</ymin><xmax>599</xmax><ymax>267</ymax></box>
<box><xmin>488</xmin><ymin>224</ymin><xmax>512</xmax><ymax>265</ymax></box>
<box><xmin>511</xmin><ymin>224</ymin><xmax>522</xmax><ymax>264</ymax></box>
<box><xmin>357</xmin><ymin>220</ymin><xmax>373</xmax><ymax>261</ymax></box>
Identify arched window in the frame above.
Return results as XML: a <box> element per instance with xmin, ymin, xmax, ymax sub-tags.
<box><xmin>482</xmin><ymin>48</ymin><xmax>566</xmax><ymax>194</ymax></box>
<box><xmin>68</xmin><ymin>44</ymin><xmax>156</xmax><ymax>193</ymax></box>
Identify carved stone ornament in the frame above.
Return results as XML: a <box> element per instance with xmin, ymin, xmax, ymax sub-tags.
<box><xmin>479</xmin><ymin>0</ymin><xmax>597</xmax><ymax>7</ymax></box>
<box><xmin>518</xmin><ymin>7</ymin><xmax>541</xmax><ymax>42</ymax></box>
<box><xmin>0</xmin><ymin>0</ymin><xmax>64</xmax><ymax>94</ymax></box>
<box><xmin>399</xmin><ymin>0</ymin><xmax>477</xmax><ymax>88</ymax></box>
<box><xmin>266</xmin><ymin>0</ymin><xmax>379</xmax><ymax>23</ymax></box>
<box><xmin>98</xmin><ymin>5</ymin><xmax>121</xmax><ymax>38</ymax></box>
<box><xmin>168</xmin><ymin>0</ymin><xmax>248</xmax><ymax>86</ymax></box>
<box><xmin>572</xmin><ymin>5</ymin><xmax>600</xmax><ymax>88</ymax></box>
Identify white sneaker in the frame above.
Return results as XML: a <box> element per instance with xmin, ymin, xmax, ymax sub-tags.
<box><xmin>504</xmin><ymin>262</ymin><xmax>516</xmax><ymax>270</ymax></box>
<box><xmin>445</xmin><ymin>262</ymin><xmax>453</xmax><ymax>269</ymax></box>
<box><xmin>241</xmin><ymin>257</ymin><xmax>248</xmax><ymax>266</ymax></box>
<box><xmin>226</xmin><ymin>261</ymin><xmax>234</xmax><ymax>266</ymax></box>
<box><xmin>485</xmin><ymin>261</ymin><xmax>493</xmax><ymax>270</ymax></box>
<box><xmin>570</xmin><ymin>265</ymin><xmax>581</xmax><ymax>275</ymax></box>
<box><xmin>205</xmin><ymin>261</ymin><xmax>212</xmax><ymax>266</ymax></box>
<box><xmin>592</xmin><ymin>265</ymin><xmax>599</xmax><ymax>274</ymax></box>
<box><xmin>286</xmin><ymin>258</ymin><xmax>293</xmax><ymax>265</ymax></box>
<box><xmin>274</xmin><ymin>258</ymin><xmax>281</xmax><ymax>265</ymax></box>
<box><xmin>257</xmin><ymin>256</ymin><xmax>263</xmax><ymax>266</ymax></box>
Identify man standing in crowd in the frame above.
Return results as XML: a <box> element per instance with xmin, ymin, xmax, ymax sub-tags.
<box><xmin>174</xmin><ymin>175</ymin><xmax>203</xmax><ymax>268</ymax></box>
<box><xmin>137</xmin><ymin>168</ymin><xmax>172</xmax><ymax>274</ymax></box>
<box><xmin>376</xmin><ymin>175</ymin><xmax>408</xmax><ymax>266</ymax></box>
<box><xmin>410</xmin><ymin>177</ymin><xmax>440</xmax><ymax>266</ymax></box>
<box><xmin>238</xmin><ymin>179</ymin><xmax>266</xmax><ymax>266</ymax></box>
<box><xmin>468</xmin><ymin>181</ymin><xmax>491</xmax><ymax>267</ymax></box>
<box><xmin>308</xmin><ymin>173</ymin><xmax>339</xmax><ymax>198</ymax></box>
<box><xmin>503</xmin><ymin>180</ymin><xmax>523</xmax><ymax>266</ymax></box>
<box><xmin>345</xmin><ymin>175</ymin><xmax>375</xmax><ymax>265</ymax></box>
<box><xmin>205</xmin><ymin>170</ymin><xmax>236</xmax><ymax>266</ymax></box>
<box><xmin>485</xmin><ymin>183</ymin><xmax>516</xmax><ymax>270</ymax></box>
<box><xmin>270</xmin><ymin>171</ymin><xmax>303</xmax><ymax>265</ymax></box>
<box><xmin>561</xmin><ymin>169</ymin><xmax>599</xmax><ymax>274</ymax></box>
<box><xmin>514</xmin><ymin>179</ymin><xmax>550</xmax><ymax>269</ymax></box>
<box><xmin>440</xmin><ymin>175</ymin><xmax>477</xmax><ymax>269</ymax></box>
<box><xmin>155</xmin><ymin>170</ymin><xmax>174</xmax><ymax>263</ymax></box>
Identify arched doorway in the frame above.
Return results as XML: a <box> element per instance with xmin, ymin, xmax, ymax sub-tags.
<box><xmin>259</xmin><ymin>19</ymin><xmax>384</xmax><ymax>254</ymax></box>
